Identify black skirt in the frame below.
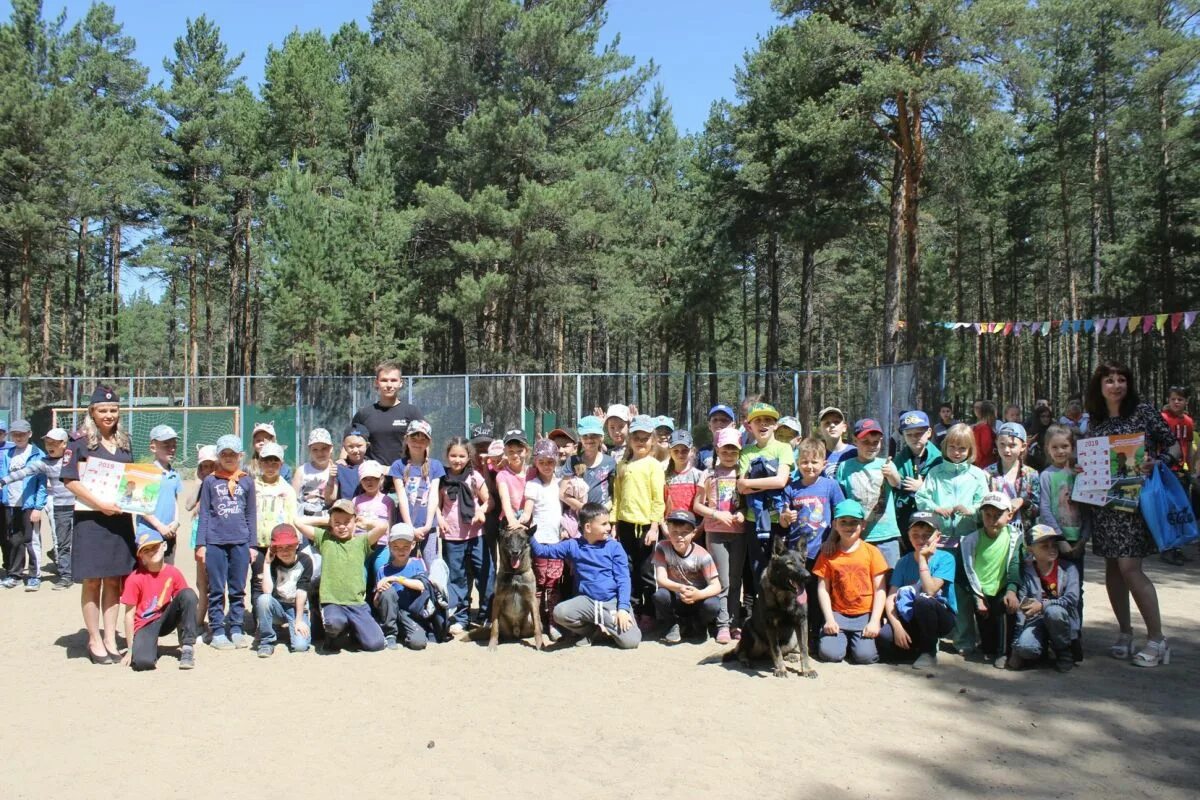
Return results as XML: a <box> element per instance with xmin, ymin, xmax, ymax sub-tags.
<box><xmin>72</xmin><ymin>510</ymin><xmax>135</xmax><ymax>581</ymax></box>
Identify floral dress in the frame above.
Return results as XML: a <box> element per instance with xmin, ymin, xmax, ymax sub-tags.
<box><xmin>1087</xmin><ymin>403</ymin><xmax>1174</xmax><ymax>558</ymax></box>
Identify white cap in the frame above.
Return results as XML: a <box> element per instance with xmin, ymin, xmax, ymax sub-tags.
<box><xmin>252</xmin><ymin>422</ymin><xmax>277</xmax><ymax>438</ymax></box>
<box><xmin>604</xmin><ymin>404</ymin><xmax>631</xmax><ymax>423</ymax></box>
<box><xmin>358</xmin><ymin>460</ymin><xmax>386</xmax><ymax>480</ymax></box>
<box><xmin>42</xmin><ymin>427</ymin><xmax>69</xmax><ymax>442</ymax></box>
<box><xmin>149</xmin><ymin>424</ymin><xmax>178</xmax><ymax>442</ymax></box>
<box><xmin>980</xmin><ymin>492</ymin><xmax>1012</xmax><ymax>512</ymax></box>
<box><xmin>259</xmin><ymin>442</ymin><xmax>285</xmax><ymax>461</ymax></box>
<box><xmin>307</xmin><ymin>428</ymin><xmax>333</xmax><ymax>447</ymax></box>
<box><xmin>196</xmin><ymin>445</ymin><xmax>217</xmax><ymax>464</ymax></box>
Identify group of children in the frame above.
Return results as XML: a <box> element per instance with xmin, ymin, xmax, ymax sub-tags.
<box><xmin>90</xmin><ymin>393</ymin><xmax>1131</xmax><ymax>677</ymax></box>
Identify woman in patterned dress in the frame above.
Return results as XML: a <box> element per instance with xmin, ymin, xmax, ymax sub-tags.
<box><xmin>1084</xmin><ymin>362</ymin><xmax>1180</xmax><ymax>667</ymax></box>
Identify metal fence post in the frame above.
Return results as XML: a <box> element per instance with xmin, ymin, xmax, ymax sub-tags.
<box><xmin>294</xmin><ymin>377</ymin><xmax>302</xmax><ymax>461</ymax></box>
<box><xmin>519</xmin><ymin>374</ymin><xmax>527</xmax><ymax>433</ymax></box>
<box><xmin>685</xmin><ymin>372</ymin><xmax>693</xmax><ymax>433</ymax></box>
<box><xmin>13</xmin><ymin>376</ymin><xmax>21</xmax><ymax>421</ymax></box>
<box><xmin>239</xmin><ymin>376</ymin><xmax>247</xmax><ymax>437</ymax></box>
<box><xmin>463</xmin><ymin>375</ymin><xmax>471</xmax><ymax>437</ymax></box>
<box><xmin>71</xmin><ymin>378</ymin><xmax>79</xmax><ymax>431</ymax></box>
<box><xmin>575</xmin><ymin>374</ymin><xmax>582</xmax><ymax>425</ymax></box>
<box><xmin>793</xmin><ymin>371</ymin><xmax>800</xmax><ymax>419</ymax></box>
<box><xmin>632</xmin><ymin>374</ymin><xmax>639</xmax><ymax>410</ymax></box>
<box><xmin>738</xmin><ymin>373</ymin><xmax>747</xmax><ymax>407</ymax></box>
<box><xmin>183</xmin><ymin>376</ymin><xmax>190</xmax><ymax>460</ymax></box>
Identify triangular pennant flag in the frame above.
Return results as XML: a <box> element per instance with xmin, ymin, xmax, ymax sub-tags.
<box><xmin>1170</xmin><ymin>312</ymin><xmax>1183</xmax><ymax>331</ymax></box>
<box><xmin>1128</xmin><ymin>315</ymin><xmax>1142</xmax><ymax>333</ymax></box>
<box><xmin>1142</xmin><ymin>315</ymin><xmax>1154</xmax><ymax>334</ymax></box>
<box><xmin>1105</xmin><ymin>317</ymin><xmax>1118</xmax><ymax>334</ymax></box>
<box><xmin>1003</xmin><ymin>322</ymin><xmax>1014</xmax><ymax>336</ymax></box>
<box><xmin>1085</xmin><ymin>319</ymin><xmax>1096</xmax><ymax>333</ymax></box>
<box><xmin>1185</xmin><ymin>311</ymin><xmax>1198</xmax><ymax>329</ymax></box>
<box><xmin>992</xmin><ymin>322</ymin><xmax>1004</xmax><ymax>333</ymax></box>
<box><xmin>972</xmin><ymin>323</ymin><xmax>981</xmax><ymax>334</ymax></box>
<box><xmin>1042</xmin><ymin>321</ymin><xmax>1052</xmax><ymax>336</ymax></box>
<box><xmin>1072</xmin><ymin>320</ymin><xmax>1083</xmax><ymax>333</ymax></box>
<box><xmin>1117</xmin><ymin>316</ymin><xmax>1129</xmax><ymax>332</ymax></box>
<box><xmin>1156</xmin><ymin>313</ymin><xmax>1169</xmax><ymax>331</ymax></box>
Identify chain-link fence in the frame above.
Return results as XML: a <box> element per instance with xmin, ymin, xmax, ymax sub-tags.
<box><xmin>0</xmin><ymin>359</ymin><xmax>945</xmax><ymax>470</ymax></box>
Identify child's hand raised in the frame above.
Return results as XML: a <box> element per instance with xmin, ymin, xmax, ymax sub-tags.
<box><xmin>780</xmin><ymin>509</ymin><xmax>797</xmax><ymax>526</ymax></box>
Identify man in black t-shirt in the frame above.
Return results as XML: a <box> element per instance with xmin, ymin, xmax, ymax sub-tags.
<box><xmin>351</xmin><ymin>361</ymin><xmax>424</xmax><ymax>467</ymax></box>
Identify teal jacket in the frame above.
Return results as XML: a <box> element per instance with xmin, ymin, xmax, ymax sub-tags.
<box><xmin>893</xmin><ymin>440</ymin><xmax>943</xmax><ymax>528</ymax></box>
<box><xmin>914</xmin><ymin>459</ymin><xmax>989</xmax><ymax>539</ymax></box>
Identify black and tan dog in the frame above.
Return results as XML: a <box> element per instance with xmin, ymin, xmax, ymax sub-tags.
<box><xmin>726</xmin><ymin>537</ymin><xmax>817</xmax><ymax>678</ymax></box>
<box><xmin>486</xmin><ymin>524</ymin><xmax>544</xmax><ymax>651</ymax></box>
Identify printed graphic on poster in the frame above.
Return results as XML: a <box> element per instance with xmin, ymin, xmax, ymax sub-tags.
<box><xmin>1072</xmin><ymin>434</ymin><xmax>1146</xmax><ymax>512</ymax></box>
<box><xmin>74</xmin><ymin>460</ymin><xmax>164</xmax><ymax>515</ymax></box>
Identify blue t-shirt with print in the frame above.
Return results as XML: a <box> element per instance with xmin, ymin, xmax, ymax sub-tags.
<box><xmin>782</xmin><ymin>476</ymin><xmax>846</xmax><ymax>560</ymax></box>
<box><xmin>137</xmin><ymin>465</ymin><xmax>181</xmax><ymax>538</ymax></box>
<box><xmin>890</xmin><ymin>549</ymin><xmax>957</xmax><ymax>613</ymax></box>
<box><xmin>377</xmin><ymin>557</ymin><xmax>427</xmax><ymax>608</ymax></box>
<box><xmin>388</xmin><ymin>459</ymin><xmax>447</xmax><ymax>528</ymax></box>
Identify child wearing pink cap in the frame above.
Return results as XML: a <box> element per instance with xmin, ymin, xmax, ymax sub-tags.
<box><xmin>354</xmin><ymin>459</ymin><xmax>396</xmax><ymax>582</ymax></box>
<box><xmin>693</xmin><ymin>427</ymin><xmax>747</xmax><ymax>643</ymax></box>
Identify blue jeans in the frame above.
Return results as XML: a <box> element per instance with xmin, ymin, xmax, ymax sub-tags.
<box><xmin>322</xmin><ymin>603</ymin><xmax>386</xmax><ymax>651</ymax></box>
<box><xmin>254</xmin><ymin>594</ymin><xmax>311</xmax><ymax>651</ymax></box>
<box><xmin>818</xmin><ymin>612</ymin><xmax>880</xmax><ymax>664</ymax></box>
<box><xmin>205</xmin><ymin>542</ymin><xmax>250</xmax><ymax>638</ymax></box>
<box><xmin>1013</xmin><ymin>604</ymin><xmax>1072</xmax><ymax>661</ymax></box>
<box><xmin>870</xmin><ymin>538</ymin><xmax>900</xmax><ymax>568</ymax></box>
<box><xmin>444</xmin><ymin>536</ymin><xmax>493</xmax><ymax>626</ymax></box>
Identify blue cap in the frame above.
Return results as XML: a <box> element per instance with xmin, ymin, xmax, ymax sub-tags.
<box><xmin>653</xmin><ymin>415</ymin><xmax>675</xmax><ymax>432</ymax></box>
<box><xmin>135</xmin><ymin>530</ymin><xmax>165</xmax><ymax>551</ymax></box>
<box><xmin>833</xmin><ymin>499</ymin><xmax>865</xmax><ymax>520</ymax></box>
<box><xmin>149</xmin><ymin>424</ymin><xmax>178</xmax><ymax>442</ymax></box>
<box><xmin>577</xmin><ymin>415</ymin><xmax>604</xmax><ymax>437</ymax></box>
<box><xmin>669</xmin><ymin>430</ymin><xmax>693</xmax><ymax>448</ymax></box>
<box><xmin>898</xmin><ymin>410</ymin><xmax>930</xmax><ymax>432</ymax></box>
<box><xmin>0</xmin><ymin>419</ymin><xmax>7</xmax><ymax>431</ymax></box>
<box><xmin>628</xmin><ymin>415</ymin><xmax>656</xmax><ymax>434</ymax></box>
<box><xmin>215</xmin><ymin>434</ymin><xmax>244</xmax><ymax>454</ymax></box>
<box><xmin>708</xmin><ymin>404</ymin><xmax>735</xmax><ymax>420</ymax></box>
<box><xmin>997</xmin><ymin>422</ymin><xmax>1027</xmax><ymax>442</ymax></box>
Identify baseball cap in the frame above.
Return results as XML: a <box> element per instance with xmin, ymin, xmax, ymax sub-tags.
<box><xmin>777</xmin><ymin>416</ymin><xmax>801</xmax><ymax>434</ymax></box>
<box><xmin>388</xmin><ymin>522</ymin><xmax>416</xmax><ymax>543</ymax></box>
<box><xmin>898</xmin><ymin>410</ymin><xmax>930</xmax><ymax>432</ymax></box>
<box><xmin>980</xmin><ymin>492</ymin><xmax>1012</xmax><ymax>512</ymax></box>
<box><xmin>628</xmin><ymin>415</ymin><xmax>656</xmax><ymax>434</ymax></box>
<box><xmin>0</xmin><ymin>419</ymin><xmax>6</xmax><ymax>431</ymax></box>
<box><xmin>653</xmin><ymin>416</ymin><xmax>675</xmax><ymax>432</ymax></box>
<box><xmin>997</xmin><ymin>422</ymin><xmax>1027</xmax><ymax>442</ymax></box>
<box><xmin>8</xmin><ymin>419</ymin><xmax>31</xmax><ymax>434</ymax></box>
<box><xmin>547</xmin><ymin>427</ymin><xmax>579</xmax><ymax>444</ymax></box>
<box><xmin>503</xmin><ymin>428</ymin><xmax>528</xmax><ymax>445</ymax></box>
<box><xmin>908</xmin><ymin>511</ymin><xmax>940</xmax><ymax>531</ymax></box>
<box><xmin>42</xmin><ymin>427</ymin><xmax>68</xmax><ymax>442</ymax></box>
<box><xmin>818</xmin><ymin>406</ymin><xmax>844</xmax><ymax>423</ymax></box>
<box><xmin>853</xmin><ymin>418</ymin><xmax>883</xmax><ymax>438</ymax></box>
<box><xmin>215</xmin><ymin>434</ymin><xmax>243</xmax><ymax>455</ymax></box>
<box><xmin>716</xmin><ymin>428</ymin><xmax>743</xmax><ymax>450</ymax></box>
<box><xmin>196</xmin><ymin>445</ymin><xmax>217</xmax><ymax>464</ymax></box>
<box><xmin>746</xmin><ymin>403</ymin><xmax>780</xmax><ymax>422</ymax></box>
<box><xmin>329</xmin><ymin>498</ymin><xmax>355</xmax><ymax>516</ymax></box>
<box><xmin>149</xmin><ymin>424</ymin><xmax>178</xmax><ymax>442</ymax></box>
<box><xmin>486</xmin><ymin>440</ymin><xmax>505</xmax><ymax>458</ymax></box>
<box><xmin>89</xmin><ymin>384</ymin><xmax>118</xmax><ymax>405</ymax></box>
<box><xmin>708</xmin><ymin>404</ymin><xmax>736</xmax><ymax>420</ymax></box>
<box><xmin>407</xmin><ymin>419</ymin><xmax>432</xmax><ymax>439</ymax></box>
<box><xmin>833</xmin><ymin>499</ymin><xmax>866</xmax><ymax>520</ymax></box>
<box><xmin>259</xmin><ymin>442</ymin><xmax>285</xmax><ymax>461</ymax></box>
<box><xmin>604</xmin><ymin>404</ymin><xmax>631</xmax><ymax>423</ymax></box>
<box><xmin>358</xmin><ymin>460</ymin><xmax>386</xmax><ymax>480</ymax></box>
<box><xmin>532</xmin><ymin>439</ymin><xmax>559</xmax><ymax>461</ymax></box>
<box><xmin>665</xmin><ymin>509</ymin><xmax>698</xmax><ymax>527</ymax></box>
<box><xmin>307</xmin><ymin>428</ymin><xmax>333</xmax><ymax>447</ymax></box>
<box><xmin>669</xmin><ymin>430</ymin><xmax>693</xmax><ymax>449</ymax></box>
<box><xmin>577</xmin><ymin>415</ymin><xmax>604</xmax><ymax>437</ymax></box>
<box><xmin>135</xmin><ymin>530</ymin><xmax>164</xmax><ymax>551</ymax></box>
<box><xmin>270</xmin><ymin>524</ymin><xmax>300</xmax><ymax>548</ymax></box>
<box><xmin>469</xmin><ymin>423</ymin><xmax>494</xmax><ymax>445</ymax></box>
<box><xmin>344</xmin><ymin>426</ymin><xmax>369</xmax><ymax>440</ymax></box>
<box><xmin>1027</xmin><ymin>524</ymin><xmax>1063</xmax><ymax>546</ymax></box>
<box><xmin>252</xmin><ymin>422</ymin><xmax>277</xmax><ymax>438</ymax></box>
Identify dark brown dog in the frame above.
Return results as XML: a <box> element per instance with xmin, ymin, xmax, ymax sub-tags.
<box><xmin>726</xmin><ymin>537</ymin><xmax>817</xmax><ymax>678</ymax></box>
<box><xmin>487</xmin><ymin>525</ymin><xmax>544</xmax><ymax>651</ymax></box>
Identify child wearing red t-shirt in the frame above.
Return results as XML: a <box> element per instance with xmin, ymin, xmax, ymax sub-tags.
<box><xmin>120</xmin><ymin>530</ymin><xmax>199</xmax><ymax>671</ymax></box>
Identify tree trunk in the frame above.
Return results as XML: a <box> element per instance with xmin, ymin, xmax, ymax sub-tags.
<box><xmin>765</xmin><ymin>230</ymin><xmax>781</xmax><ymax>400</ymax></box>
<box><xmin>73</xmin><ymin>217</ymin><xmax>88</xmax><ymax>365</ymax></box>
<box><xmin>40</xmin><ymin>261</ymin><xmax>51</xmax><ymax>373</ymax></box>
<box><xmin>105</xmin><ymin>219</ymin><xmax>121</xmax><ymax>373</ymax></box>
<box><xmin>882</xmin><ymin>149</ymin><xmax>904</xmax><ymax>364</ymax></box>
<box><xmin>20</xmin><ymin>233</ymin><xmax>33</xmax><ymax>352</ymax></box>
<box><xmin>899</xmin><ymin>90</ymin><xmax>925</xmax><ymax>361</ymax></box>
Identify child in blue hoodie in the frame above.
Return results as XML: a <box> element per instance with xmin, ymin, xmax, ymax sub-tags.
<box><xmin>195</xmin><ymin>434</ymin><xmax>257</xmax><ymax>649</ymax></box>
<box><xmin>529</xmin><ymin>502</ymin><xmax>641</xmax><ymax>649</ymax></box>
<box><xmin>0</xmin><ymin>420</ymin><xmax>47</xmax><ymax>590</ymax></box>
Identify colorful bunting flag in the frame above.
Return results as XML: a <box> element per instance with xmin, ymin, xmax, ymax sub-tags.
<box><xmin>1141</xmin><ymin>316</ymin><xmax>1154</xmax><ymax>334</ymax></box>
<box><xmin>1186</xmin><ymin>311</ymin><xmax>1198</xmax><ymax>329</ymax></box>
<box><xmin>1156</xmin><ymin>314</ymin><xmax>1169</xmax><ymax>331</ymax></box>
<box><xmin>925</xmin><ymin>310</ymin><xmax>1198</xmax><ymax>335</ymax></box>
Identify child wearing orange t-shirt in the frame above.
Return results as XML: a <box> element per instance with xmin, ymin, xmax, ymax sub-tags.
<box><xmin>813</xmin><ymin>498</ymin><xmax>889</xmax><ymax>664</ymax></box>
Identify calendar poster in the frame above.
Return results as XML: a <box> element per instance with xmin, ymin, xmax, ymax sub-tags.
<box><xmin>74</xmin><ymin>460</ymin><xmax>163</xmax><ymax>515</ymax></box>
<box><xmin>1072</xmin><ymin>434</ymin><xmax>1145</xmax><ymax>512</ymax></box>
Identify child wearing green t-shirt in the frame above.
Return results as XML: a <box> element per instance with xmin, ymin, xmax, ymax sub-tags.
<box><xmin>961</xmin><ymin>492</ymin><xmax>1024</xmax><ymax>667</ymax></box>
<box><xmin>300</xmin><ymin>498</ymin><xmax>389</xmax><ymax>652</ymax></box>
<box><xmin>737</xmin><ymin>403</ymin><xmax>795</xmax><ymax>612</ymax></box>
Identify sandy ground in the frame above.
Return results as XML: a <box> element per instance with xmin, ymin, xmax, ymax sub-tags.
<box><xmin>3</xmin><ymin>505</ymin><xmax>1199</xmax><ymax>799</ymax></box>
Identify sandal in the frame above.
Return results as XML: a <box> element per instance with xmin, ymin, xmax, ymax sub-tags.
<box><xmin>1132</xmin><ymin>638</ymin><xmax>1170</xmax><ymax>668</ymax></box>
<box><xmin>1109</xmin><ymin>633</ymin><xmax>1134</xmax><ymax>660</ymax></box>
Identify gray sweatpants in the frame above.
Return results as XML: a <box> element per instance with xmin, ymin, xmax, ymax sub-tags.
<box><xmin>552</xmin><ymin>595</ymin><xmax>641</xmax><ymax>649</ymax></box>
<box><xmin>706</xmin><ymin>531</ymin><xmax>747</xmax><ymax>628</ymax></box>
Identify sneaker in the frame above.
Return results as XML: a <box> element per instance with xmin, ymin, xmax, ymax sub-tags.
<box><xmin>715</xmin><ymin>626</ymin><xmax>732</xmax><ymax>645</ymax></box>
<box><xmin>24</xmin><ymin>578</ymin><xmax>41</xmax><ymax>592</ymax></box>
<box><xmin>385</xmin><ymin>635</ymin><xmax>399</xmax><ymax>651</ymax></box>
<box><xmin>52</xmin><ymin>577</ymin><xmax>72</xmax><ymax>590</ymax></box>
<box><xmin>47</xmin><ymin>548</ymin><xmax>57</xmax><ymax>563</ymax></box>
<box><xmin>179</xmin><ymin>645</ymin><xmax>195</xmax><ymax>670</ymax></box>
<box><xmin>209</xmin><ymin>634</ymin><xmax>235</xmax><ymax>650</ymax></box>
<box><xmin>663</xmin><ymin>623</ymin><xmax>682</xmax><ymax>645</ymax></box>
<box><xmin>1006</xmin><ymin>652</ymin><xmax>1025</xmax><ymax>670</ymax></box>
<box><xmin>912</xmin><ymin>652</ymin><xmax>938</xmax><ymax>670</ymax></box>
<box><xmin>232</xmin><ymin>633</ymin><xmax>251</xmax><ymax>649</ymax></box>
<box><xmin>1054</xmin><ymin>653</ymin><xmax>1076</xmax><ymax>673</ymax></box>
<box><xmin>257</xmin><ymin>643</ymin><xmax>274</xmax><ymax>658</ymax></box>
<box><xmin>448</xmin><ymin>623</ymin><xmax>464</xmax><ymax>636</ymax></box>
<box><xmin>0</xmin><ymin>577</ymin><xmax>18</xmax><ymax>589</ymax></box>
<box><xmin>573</xmin><ymin>634</ymin><xmax>592</xmax><ymax>648</ymax></box>
<box><xmin>547</xmin><ymin>625</ymin><xmax>563</xmax><ymax>642</ymax></box>
<box><xmin>993</xmin><ymin>654</ymin><xmax>1008</xmax><ymax>670</ymax></box>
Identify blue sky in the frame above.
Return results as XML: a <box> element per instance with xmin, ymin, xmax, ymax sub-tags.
<box><xmin>50</xmin><ymin>0</ymin><xmax>780</xmax><ymax>133</ymax></box>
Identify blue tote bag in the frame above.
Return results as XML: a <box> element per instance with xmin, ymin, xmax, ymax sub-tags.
<box><xmin>1140</xmin><ymin>463</ymin><xmax>1199</xmax><ymax>551</ymax></box>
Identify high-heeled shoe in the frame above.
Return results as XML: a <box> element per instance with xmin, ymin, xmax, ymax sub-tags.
<box><xmin>1109</xmin><ymin>632</ymin><xmax>1134</xmax><ymax>660</ymax></box>
<box><xmin>1132</xmin><ymin>638</ymin><xmax>1170</xmax><ymax>667</ymax></box>
<box><xmin>88</xmin><ymin>648</ymin><xmax>113</xmax><ymax>665</ymax></box>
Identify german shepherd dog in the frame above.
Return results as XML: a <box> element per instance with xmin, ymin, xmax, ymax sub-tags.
<box><xmin>726</xmin><ymin>537</ymin><xmax>817</xmax><ymax>678</ymax></box>
<box><xmin>487</xmin><ymin>525</ymin><xmax>544</xmax><ymax>651</ymax></box>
